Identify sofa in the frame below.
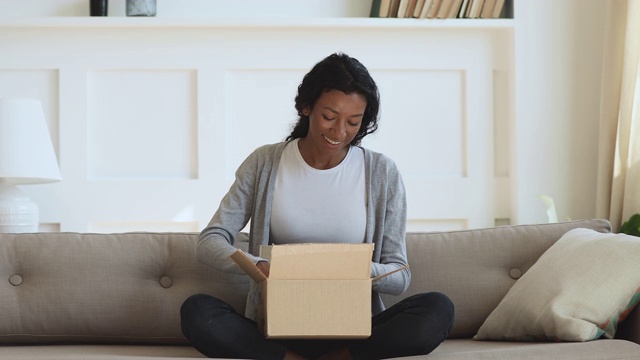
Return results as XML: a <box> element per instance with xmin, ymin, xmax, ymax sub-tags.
<box><xmin>1</xmin><ymin>219</ymin><xmax>639</xmax><ymax>359</ymax></box>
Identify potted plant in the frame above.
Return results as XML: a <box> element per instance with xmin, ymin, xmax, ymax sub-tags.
<box><xmin>620</xmin><ymin>214</ymin><xmax>640</xmax><ymax>237</ymax></box>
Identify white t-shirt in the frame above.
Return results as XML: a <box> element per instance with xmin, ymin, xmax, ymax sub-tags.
<box><xmin>270</xmin><ymin>139</ymin><xmax>367</xmax><ymax>244</ymax></box>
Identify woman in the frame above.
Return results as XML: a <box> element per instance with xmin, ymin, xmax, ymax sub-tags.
<box><xmin>181</xmin><ymin>53</ymin><xmax>454</xmax><ymax>360</ymax></box>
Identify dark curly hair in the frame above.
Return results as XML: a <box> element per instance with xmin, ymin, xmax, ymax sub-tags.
<box><xmin>286</xmin><ymin>53</ymin><xmax>380</xmax><ymax>146</ymax></box>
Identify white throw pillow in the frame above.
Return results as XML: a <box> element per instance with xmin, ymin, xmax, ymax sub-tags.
<box><xmin>474</xmin><ymin>228</ymin><xmax>640</xmax><ymax>342</ymax></box>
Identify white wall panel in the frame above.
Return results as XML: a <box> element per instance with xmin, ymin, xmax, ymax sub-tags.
<box><xmin>87</xmin><ymin>69</ymin><xmax>197</xmax><ymax>180</ymax></box>
<box><xmin>513</xmin><ymin>0</ymin><xmax>606</xmax><ymax>224</ymax></box>
<box><xmin>0</xmin><ymin>19</ymin><xmax>513</xmax><ymax>233</ymax></box>
<box><xmin>38</xmin><ymin>223</ymin><xmax>61</xmax><ymax>232</ymax></box>
<box><xmin>224</xmin><ymin>69</ymin><xmax>303</xmax><ymax>179</ymax></box>
<box><xmin>493</xmin><ymin>69</ymin><xmax>511</xmax><ymax>221</ymax></box>
<box><xmin>407</xmin><ymin>219</ymin><xmax>468</xmax><ymax>232</ymax></box>
<box><xmin>366</xmin><ymin>70</ymin><xmax>465</xmax><ymax>179</ymax></box>
<box><xmin>0</xmin><ymin>0</ymin><xmax>372</xmax><ymax>18</ymax></box>
<box><xmin>364</xmin><ymin>34</ymin><xmax>495</xmax><ymax>230</ymax></box>
<box><xmin>493</xmin><ymin>70</ymin><xmax>510</xmax><ymax>178</ymax></box>
<box><xmin>0</xmin><ymin>1</ymin><xmax>611</xmax><ymax>231</ymax></box>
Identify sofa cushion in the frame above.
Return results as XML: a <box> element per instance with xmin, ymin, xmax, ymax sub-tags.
<box><xmin>0</xmin><ymin>345</ymin><xmax>205</xmax><ymax>359</ymax></box>
<box><xmin>1</xmin><ymin>340</ymin><xmax>639</xmax><ymax>360</ymax></box>
<box><xmin>0</xmin><ymin>232</ymin><xmax>249</xmax><ymax>345</ymax></box>
<box><xmin>381</xmin><ymin>219</ymin><xmax>612</xmax><ymax>338</ymax></box>
<box><xmin>419</xmin><ymin>338</ymin><xmax>640</xmax><ymax>360</ymax></box>
<box><xmin>474</xmin><ymin>228</ymin><xmax>640</xmax><ymax>341</ymax></box>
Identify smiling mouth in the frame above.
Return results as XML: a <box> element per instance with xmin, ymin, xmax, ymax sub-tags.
<box><xmin>323</xmin><ymin>135</ymin><xmax>343</xmax><ymax>145</ymax></box>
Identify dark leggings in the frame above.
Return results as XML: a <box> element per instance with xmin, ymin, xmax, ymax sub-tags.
<box><xmin>180</xmin><ymin>292</ymin><xmax>454</xmax><ymax>360</ymax></box>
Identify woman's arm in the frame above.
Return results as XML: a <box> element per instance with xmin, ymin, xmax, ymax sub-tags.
<box><xmin>196</xmin><ymin>150</ymin><xmax>267</xmax><ymax>274</ymax></box>
<box><xmin>370</xmin><ymin>156</ymin><xmax>411</xmax><ymax>295</ymax></box>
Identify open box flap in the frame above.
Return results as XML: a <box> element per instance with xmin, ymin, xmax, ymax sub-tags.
<box><xmin>261</xmin><ymin>243</ymin><xmax>374</xmax><ymax>280</ymax></box>
<box><xmin>231</xmin><ymin>244</ymin><xmax>407</xmax><ymax>282</ymax></box>
<box><xmin>371</xmin><ymin>264</ymin><xmax>410</xmax><ymax>282</ymax></box>
<box><xmin>230</xmin><ymin>250</ymin><xmax>267</xmax><ymax>283</ymax></box>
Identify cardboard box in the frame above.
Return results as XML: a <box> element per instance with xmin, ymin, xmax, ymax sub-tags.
<box><xmin>230</xmin><ymin>243</ymin><xmax>375</xmax><ymax>339</ymax></box>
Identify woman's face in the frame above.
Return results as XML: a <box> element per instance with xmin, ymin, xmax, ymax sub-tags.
<box><xmin>302</xmin><ymin>89</ymin><xmax>367</xmax><ymax>156</ymax></box>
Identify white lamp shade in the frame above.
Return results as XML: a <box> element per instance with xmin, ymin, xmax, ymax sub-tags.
<box><xmin>0</xmin><ymin>98</ymin><xmax>62</xmax><ymax>184</ymax></box>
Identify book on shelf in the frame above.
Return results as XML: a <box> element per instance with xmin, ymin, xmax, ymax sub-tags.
<box><xmin>457</xmin><ymin>0</ymin><xmax>470</xmax><ymax>18</ymax></box>
<box><xmin>468</xmin><ymin>0</ymin><xmax>485</xmax><ymax>18</ymax></box>
<box><xmin>492</xmin><ymin>0</ymin><xmax>506</xmax><ymax>18</ymax></box>
<box><xmin>425</xmin><ymin>0</ymin><xmax>442</xmax><ymax>18</ymax></box>
<box><xmin>370</xmin><ymin>0</ymin><xmax>506</xmax><ymax>18</ymax></box>
<box><xmin>397</xmin><ymin>0</ymin><xmax>410</xmax><ymax>18</ymax></box>
<box><xmin>389</xmin><ymin>0</ymin><xmax>401</xmax><ymax>17</ymax></box>
<box><xmin>436</xmin><ymin>0</ymin><xmax>453</xmax><ymax>18</ymax></box>
<box><xmin>447</xmin><ymin>0</ymin><xmax>463</xmax><ymax>18</ymax></box>
<box><xmin>480</xmin><ymin>0</ymin><xmax>496</xmax><ymax>18</ymax></box>
<box><xmin>405</xmin><ymin>0</ymin><xmax>418</xmax><ymax>18</ymax></box>
<box><xmin>418</xmin><ymin>0</ymin><xmax>433</xmax><ymax>18</ymax></box>
<box><xmin>413</xmin><ymin>0</ymin><xmax>426</xmax><ymax>17</ymax></box>
<box><xmin>463</xmin><ymin>0</ymin><xmax>473</xmax><ymax>17</ymax></box>
<box><xmin>370</xmin><ymin>0</ymin><xmax>391</xmax><ymax>17</ymax></box>
<box><xmin>370</xmin><ymin>0</ymin><xmax>381</xmax><ymax>17</ymax></box>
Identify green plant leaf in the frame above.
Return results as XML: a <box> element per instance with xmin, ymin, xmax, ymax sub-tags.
<box><xmin>620</xmin><ymin>213</ymin><xmax>640</xmax><ymax>236</ymax></box>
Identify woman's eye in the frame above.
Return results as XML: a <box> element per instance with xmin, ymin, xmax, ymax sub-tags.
<box><xmin>348</xmin><ymin>122</ymin><xmax>360</xmax><ymax>127</ymax></box>
<box><xmin>322</xmin><ymin>115</ymin><xmax>335</xmax><ymax>121</ymax></box>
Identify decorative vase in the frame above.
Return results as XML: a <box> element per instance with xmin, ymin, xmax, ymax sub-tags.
<box><xmin>126</xmin><ymin>0</ymin><xmax>157</xmax><ymax>17</ymax></box>
<box><xmin>89</xmin><ymin>0</ymin><xmax>108</xmax><ymax>16</ymax></box>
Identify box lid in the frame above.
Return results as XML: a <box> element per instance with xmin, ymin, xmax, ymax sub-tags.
<box><xmin>261</xmin><ymin>243</ymin><xmax>373</xmax><ymax>280</ymax></box>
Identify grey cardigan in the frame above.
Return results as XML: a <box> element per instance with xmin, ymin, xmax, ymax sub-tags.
<box><xmin>197</xmin><ymin>141</ymin><xmax>410</xmax><ymax>320</ymax></box>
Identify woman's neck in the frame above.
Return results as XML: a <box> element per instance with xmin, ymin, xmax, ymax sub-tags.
<box><xmin>297</xmin><ymin>138</ymin><xmax>349</xmax><ymax>170</ymax></box>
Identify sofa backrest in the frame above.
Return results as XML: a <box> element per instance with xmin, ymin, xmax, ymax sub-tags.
<box><xmin>0</xmin><ymin>232</ymin><xmax>248</xmax><ymax>345</ymax></box>
<box><xmin>381</xmin><ymin>219</ymin><xmax>612</xmax><ymax>338</ymax></box>
<box><xmin>0</xmin><ymin>219</ymin><xmax>613</xmax><ymax>345</ymax></box>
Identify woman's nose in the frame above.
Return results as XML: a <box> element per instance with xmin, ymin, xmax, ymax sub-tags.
<box><xmin>333</xmin><ymin>121</ymin><xmax>346</xmax><ymax>137</ymax></box>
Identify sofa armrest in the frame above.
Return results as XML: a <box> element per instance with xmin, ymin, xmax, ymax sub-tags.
<box><xmin>617</xmin><ymin>306</ymin><xmax>640</xmax><ymax>344</ymax></box>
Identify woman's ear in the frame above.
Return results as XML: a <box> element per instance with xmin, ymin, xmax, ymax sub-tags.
<box><xmin>301</xmin><ymin>106</ymin><xmax>310</xmax><ymax>116</ymax></box>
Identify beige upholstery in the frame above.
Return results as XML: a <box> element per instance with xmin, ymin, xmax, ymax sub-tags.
<box><xmin>0</xmin><ymin>219</ymin><xmax>639</xmax><ymax>359</ymax></box>
<box><xmin>404</xmin><ymin>339</ymin><xmax>640</xmax><ymax>360</ymax></box>
<box><xmin>382</xmin><ymin>219</ymin><xmax>614</xmax><ymax>338</ymax></box>
<box><xmin>0</xmin><ymin>232</ymin><xmax>248</xmax><ymax>345</ymax></box>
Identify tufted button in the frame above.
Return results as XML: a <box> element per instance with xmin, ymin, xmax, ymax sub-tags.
<box><xmin>159</xmin><ymin>276</ymin><xmax>173</xmax><ymax>288</ymax></box>
<box><xmin>9</xmin><ymin>274</ymin><xmax>23</xmax><ymax>286</ymax></box>
<box><xmin>509</xmin><ymin>269</ymin><xmax>522</xmax><ymax>280</ymax></box>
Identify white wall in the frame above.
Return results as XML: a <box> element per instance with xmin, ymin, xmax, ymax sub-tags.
<box><xmin>513</xmin><ymin>0</ymin><xmax>607</xmax><ymax>224</ymax></box>
<box><xmin>0</xmin><ymin>0</ymin><xmax>372</xmax><ymax>18</ymax></box>
<box><xmin>0</xmin><ymin>0</ymin><xmax>609</xmax><ymax>231</ymax></box>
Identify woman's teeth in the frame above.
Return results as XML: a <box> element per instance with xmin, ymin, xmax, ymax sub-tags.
<box><xmin>323</xmin><ymin>135</ymin><xmax>342</xmax><ymax>145</ymax></box>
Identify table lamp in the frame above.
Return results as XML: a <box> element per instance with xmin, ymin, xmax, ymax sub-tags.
<box><xmin>0</xmin><ymin>98</ymin><xmax>62</xmax><ymax>233</ymax></box>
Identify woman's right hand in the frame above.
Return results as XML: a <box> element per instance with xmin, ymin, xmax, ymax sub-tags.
<box><xmin>257</xmin><ymin>260</ymin><xmax>270</xmax><ymax>278</ymax></box>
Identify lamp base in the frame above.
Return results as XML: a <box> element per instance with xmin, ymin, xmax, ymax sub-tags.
<box><xmin>0</xmin><ymin>185</ymin><xmax>39</xmax><ymax>233</ymax></box>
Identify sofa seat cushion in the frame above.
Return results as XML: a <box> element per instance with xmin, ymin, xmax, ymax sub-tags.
<box><xmin>0</xmin><ymin>340</ymin><xmax>638</xmax><ymax>360</ymax></box>
<box><xmin>0</xmin><ymin>345</ymin><xmax>205</xmax><ymax>359</ymax></box>
<box><xmin>399</xmin><ymin>339</ymin><xmax>640</xmax><ymax>360</ymax></box>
